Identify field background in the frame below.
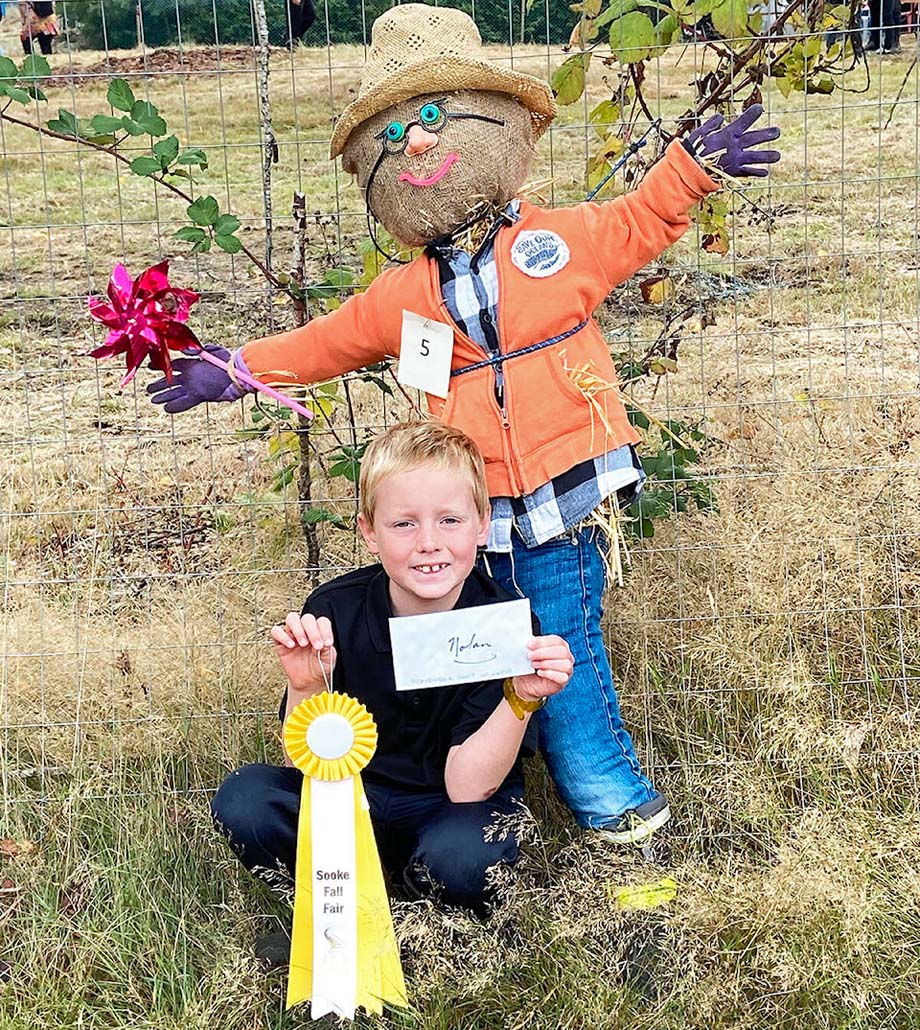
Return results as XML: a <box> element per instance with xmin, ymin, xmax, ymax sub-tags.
<box><xmin>1</xmin><ymin>2</ymin><xmax>920</xmax><ymax>1028</ymax></box>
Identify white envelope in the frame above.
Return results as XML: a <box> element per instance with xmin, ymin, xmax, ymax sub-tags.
<box><xmin>389</xmin><ymin>598</ymin><xmax>534</xmax><ymax>691</ymax></box>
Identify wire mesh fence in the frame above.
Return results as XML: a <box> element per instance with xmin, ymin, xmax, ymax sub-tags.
<box><xmin>1</xmin><ymin>0</ymin><xmax>919</xmax><ymax>1023</ymax></box>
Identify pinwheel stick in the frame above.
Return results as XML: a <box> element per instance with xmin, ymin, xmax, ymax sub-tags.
<box><xmin>195</xmin><ymin>347</ymin><xmax>314</xmax><ymax>420</ymax></box>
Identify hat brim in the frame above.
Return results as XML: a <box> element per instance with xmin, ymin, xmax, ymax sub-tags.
<box><xmin>330</xmin><ymin>58</ymin><xmax>557</xmax><ymax>160</ymax></box>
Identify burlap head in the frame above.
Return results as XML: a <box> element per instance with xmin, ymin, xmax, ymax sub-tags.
<box><xmin>329</xmin><ymin>3</ymin><xmax>556</xmax><ymax>160</ymax></box>
<box><xmin>344</xmin><ymin>91</ymin><xmax>536</xmax><ymax>248</ymax></box>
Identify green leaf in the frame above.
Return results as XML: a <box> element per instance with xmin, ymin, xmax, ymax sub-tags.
<box><xmin>710</xmin><ymin>0</ymin><xmax>748</xmax><ymax>39</ymax></box>
<box><xmin>550</xmin><ymin>53</ymin><xmax>590</xmax><ymax>106</ymax></box>
<box><xmin>118</xmin><ymin>117</ymin><xmax>146</xmax><ymax>137</ymax></box>
<box><xmin>174</xmin><ymin>226</ymin><xmax>207</xmax><ymax>244</ymax></box>
<box><xmin>588</xmin><ymin>99</ymin><xmax>620</xmax><ymax>139</ymax></box>
<box><xmin>119</xmin><ymin>117</ymin><xmax>146</xmax><ymax>136</ymax></box>
<box><xmin>0</xmin><ymin>85</ymin><xmax>31</xmax><ymax>104</ymax></box>
<box><xmin>19</xmin><ymin>54</ymin><xmax>51</xmax><ymax>80</ymax></box>
<box><xmin>684</xmin><ymin>0</ymin><xmax>718</xmax><ymax>20</ymax></box>
<box><xmin>652</xmin><ymin>12</ymin><xmax>681</xmax><ymax>53</ymax></box>
<box><xmin>328</xmin><ymin>444</ymin><xmax>366</xmax><ymax>483</ymax></box>
<box><xmin>302</xmin><ymin>507</ymin><xmax>348</xmax><ymax>530</ymax></box>
<box><xmin>177</xmin><ymin>148</ymin><xmax>208</xmax><ymax>169</ymax></box>
<box><xmin>307</xmin><ymin>267</ymin><xmax>356</xmax><ymax>299</ymax></box>
<box><xmin>774</xmin><ymin>74</ymin><xmax>793</xmax><ymax>99</ymax></box>
<box><xmin>191</xmin><ymin>237</ymin><xmax>212</xmax><ymax>254</ymax></box>
<box><xmin>75</xmin><ymin>117</ymin><xmax>114</xmax><ymax>143</ymax></box>
<box><xmin>0</xmin><ymin>57</ymin><xmax>18</xmax><ymax>82</ymax></box>
<box><xmin>213</xmin><ymin>213</ymin><xmax>241</xmax><ymax>236</ymax></box>
<box><xmin>90</xmin><ymin>114</ymin><xmax>125</xmax><ymax>134</ymax></box>
<box><xmin>187</xmin><ymin>195</ymin><xmax>220</xmax><ymax>226</ymax></box>
<box><xmin>271</xmin><ymin>464</ymin><xmax>298</xmax><ymax>492</ymax></box>
<box><xmin>107</xmin><ymin>78</ymin><xmax>135</xmax><ymax>112</ymax></box>
<box><xmin>626</xmin><ymin>407</ymin><xmax>650</xmax><ymax>430</ymax></box>
<box><xmin>153</xmin><ymin>134</ymin><xmax>179</xmax><ymax>167</ymax></box>
<box><xmin>324</xmin><ymin>268</ymin><xmax>355</xmax><ymax>288</ymax></box>
<box><xmin>130</xmin><ymin>156</ymin><xmax>162</xmax><ymax>176</ymax></box>
<box><xmin>129</xmin><ymin>100</ymin><xmax>167</xmax><ymax>136</ymax></box>
<box><xmin>25</xmin><ymin>85</ymin><xmax>47</xmax><ymax>103</ymax></box>
<box><xmin>168</xmin><ymin>168</ymin><xmax>193</xmax><ymax>179</ymax></box>
<box><xmin>214</xmin><ymin>233</ymin><xmax>242</xmax><ymax>254</ymax></box>
<box><xmin>135</xmin><ymin>112</ymin><xmax>168</xmax><ymax>136</ymax></box>
<box><xmin>609</xmin><ymin>11</ymin><xmax>656</xmax><ymax>63</ymax></box>
<box><xmin>806</xmin><ymin>75</ymin><xmax>835</xmax><ymax>95</ymax></box>
<box><xmin>594</xmin><ymin>0</ymin><xmax>639</xmax><ymax>30</ymax></box>
<box><xmin>46</xmin><ymin>108</ymin><xmax>79</xmax><ymax>137</ymax></box>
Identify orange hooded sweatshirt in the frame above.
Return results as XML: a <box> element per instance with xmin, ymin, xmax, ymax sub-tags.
<box><xmin>242</xmin><ymin>141</ymin><xmax>719</xmax><ymax>498</ymax></box>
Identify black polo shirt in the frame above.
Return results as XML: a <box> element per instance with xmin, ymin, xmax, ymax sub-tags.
<box><xmin>284</xmin><ymin>564</ymin><xmax>539</xmax><ymax>792</ymax></box>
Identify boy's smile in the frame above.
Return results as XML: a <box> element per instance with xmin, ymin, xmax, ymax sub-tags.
<box><xmin>358</xmin><ymin>465</ymin><xmax>490</xmax><ymax>617</ymax></box>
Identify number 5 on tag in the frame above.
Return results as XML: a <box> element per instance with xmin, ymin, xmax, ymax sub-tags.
<box><xmin>397</xmin><ymin>310</ymin><xmax>454</xmax><ymax>399</ymax></box>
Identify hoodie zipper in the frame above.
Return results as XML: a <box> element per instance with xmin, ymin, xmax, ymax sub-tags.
<box><xmin>431</xmin><ymin>215</ymin><xmax>520</xmax><ymax>492</ymax></box>
<box><xmin>489</xmin><ymin>249</ymin><xmax>518</xmax><ymax>490</ymax></box>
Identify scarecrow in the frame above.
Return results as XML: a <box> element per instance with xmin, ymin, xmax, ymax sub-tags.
<box><xmin>148</xmin><ymin>4</ymin><xmax>780</xmax><ymax>844</ymax></box>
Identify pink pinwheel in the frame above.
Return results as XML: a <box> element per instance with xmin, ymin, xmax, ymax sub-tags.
<box><xmin>88</xmin><ymin>261</ymin><xmax>201</xmax><ymax>386</ymax></box>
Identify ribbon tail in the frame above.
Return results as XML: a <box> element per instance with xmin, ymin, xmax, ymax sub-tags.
<box><xmin>354</xmin><ymin>775</ymin><xmax>407</xmax><ymax>1014</ymax></box>
<box><xmin>286</xmin><ymin>776</ymin><xmax>314</xmax><ymax>1011</ymax></box>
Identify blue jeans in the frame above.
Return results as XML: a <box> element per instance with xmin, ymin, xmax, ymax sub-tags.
<box><xmin>482</xmin><ymin>528</ymin><xmax>658</xmax><ymax>829</ymax></box>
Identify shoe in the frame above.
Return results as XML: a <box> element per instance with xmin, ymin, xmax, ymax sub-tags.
<box><xmin>254</xmin><ymin>930</ymin><xmax>291</xmax><ymax>970</ymax></box>
<box><xmin>596</xmin><ymin>795</ymin><xmax>671</xmax><ymax>846</ymax></box>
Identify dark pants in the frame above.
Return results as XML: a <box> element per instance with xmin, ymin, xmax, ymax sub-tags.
<box><xmin>867</xmin><ymin>0</ymin><xmax>902</xmax><ymax>49</ymax></box>
<box><xmin>22</xmin><ymin>33</ymin><xmax>53</xmax><ymax>54</ymax></box>
<box><xmin>211</xmin><ymin>764</ymin><xmax>524</xmax><ymax>914</ymax></box>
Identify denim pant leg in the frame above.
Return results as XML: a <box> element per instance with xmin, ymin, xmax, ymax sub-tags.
<box><xmin>402</xmin><ymin>783</ymin><xmax>524</xmax><ymax>914</ymax></box>
<box><xmin>211</xmin><ymin>763</ymin><xmax>303</xmax><ymax>880</ymax></box>
<box><xmin>483</xmin><ymin>529</ymin><xmax>657</xmax><ymax>828</ymax></box>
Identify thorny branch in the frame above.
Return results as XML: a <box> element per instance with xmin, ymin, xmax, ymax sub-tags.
<box><xmin>0</xmin><ymin>108</ymin><xmax>287</xmax><ymax>291</ymax></box>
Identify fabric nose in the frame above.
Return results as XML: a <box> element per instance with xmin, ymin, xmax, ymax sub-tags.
<box><xmin>404</xmin><ymin>124</ymin><xmax>439</xmax><ymax>157</ymax></box>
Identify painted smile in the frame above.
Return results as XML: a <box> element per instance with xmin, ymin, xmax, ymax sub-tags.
<box><xmin>398</xmin><ymin>153</ymin><xmax>459</xmax><ymax>187</ymax></box>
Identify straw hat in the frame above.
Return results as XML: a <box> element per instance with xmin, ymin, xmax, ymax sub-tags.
<box><xmin>329</xmin><ymin>3</ymin><xmax>557</xmax><ymax>160</ymax></box>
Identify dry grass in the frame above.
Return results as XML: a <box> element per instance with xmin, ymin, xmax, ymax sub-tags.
<box><xmin>1</xmin><ymin>28</ymin><xmax>920</xmax><ymax>1030</ymax></box>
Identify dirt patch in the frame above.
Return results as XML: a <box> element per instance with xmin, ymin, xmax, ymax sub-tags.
<box><xmin>45</xmin><ymin>45</ymin><xmax>265</xmax><ymax>89</ymax></box>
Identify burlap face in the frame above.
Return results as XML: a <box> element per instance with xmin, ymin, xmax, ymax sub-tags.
<box><xmin>343</xmin><ymin>91</ymin><xmax>536</xmax><ymax>247</ymax></box>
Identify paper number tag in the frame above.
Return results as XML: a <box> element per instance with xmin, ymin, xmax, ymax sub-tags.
<box><xmin>397</xmin><ymin>310</ymin><xmax>454</xmax><ymax>399</ymax></box>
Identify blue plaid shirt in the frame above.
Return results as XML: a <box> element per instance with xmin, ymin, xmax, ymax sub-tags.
<box><xmin>430</xmin><ymin>201</ymin><xmax>643</xmax><ymax>553</ymax></box>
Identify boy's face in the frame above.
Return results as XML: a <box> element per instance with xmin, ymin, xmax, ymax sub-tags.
<box><xmin>358</xmin><ymin>465</ymin><xmax>490</xmax><ymax>617</ymax></box>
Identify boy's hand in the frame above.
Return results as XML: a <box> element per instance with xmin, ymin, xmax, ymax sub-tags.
<box><xmin>512</xmin><ymin>635</ymin><xmax>574</xmax><ymax>703</ymax></box>
<box><xmin>271</xmin><ymin>612</ymin><xmax>336</xmax><ymax>694</ymax></box>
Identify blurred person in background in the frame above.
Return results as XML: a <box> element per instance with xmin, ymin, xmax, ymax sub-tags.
<box><xmin>287</xmin><ymin>0</ymin><xmax>315</xmax><ymax>46</ymax></box>
<box><xmin>866</xmin><ymin>0</ymin><xmax>902</xmax><ymax>52</ymax></box>
<box><xmin>19</xmin><ymin>0</ymin><xmax>57</xmax><ymax>55</ymax></box>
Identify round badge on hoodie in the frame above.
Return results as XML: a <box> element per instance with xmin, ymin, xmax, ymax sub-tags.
<box><xmin>510</xmin><ymin>229</ymin><xmax>571</xmax><ymax>279</ymax></box>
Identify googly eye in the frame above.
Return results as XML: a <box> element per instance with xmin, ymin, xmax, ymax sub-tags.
<box><xmin>385</xmin><ymin>121</ymin><xmax>405</xmax><ymax>143</ymax></box>
<box><xmin>419</xmin><ymin>103</ymin><xmax>442</xmax><ymax>126</ymax></box>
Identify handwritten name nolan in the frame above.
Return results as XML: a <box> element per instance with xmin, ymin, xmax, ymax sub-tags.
<box><xmin>447</xmin><ymin>633</ymin><xmax>497</xmax><ymax>664</ymax></box>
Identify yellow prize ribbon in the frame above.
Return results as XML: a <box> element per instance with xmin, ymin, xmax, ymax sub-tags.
<box><xmin>283</xmin><ymin>692</ymin><xmax>407</xmax><ymax>1017</ymax></box>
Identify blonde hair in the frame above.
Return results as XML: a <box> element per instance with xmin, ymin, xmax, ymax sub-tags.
<box><xmin>359</xmin><ymin>421</ymin><xmax>489</xmax><ymax>524</ymax></box>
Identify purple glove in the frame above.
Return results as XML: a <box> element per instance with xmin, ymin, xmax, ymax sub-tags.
<box><xmin>686</xmin><ymin>103</ymin><xmax>781</xmax><ymax>177</ymax></box>
<box><xmin>147</xmin><ymin>344</ymin><xmax>250</xmax><ymax>413</ymax></box>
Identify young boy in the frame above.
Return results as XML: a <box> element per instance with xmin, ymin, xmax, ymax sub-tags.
<box><xmin>211</xmin><ymin>422</ymin><xmax>573</xmax><ymax>939</ymax></box>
